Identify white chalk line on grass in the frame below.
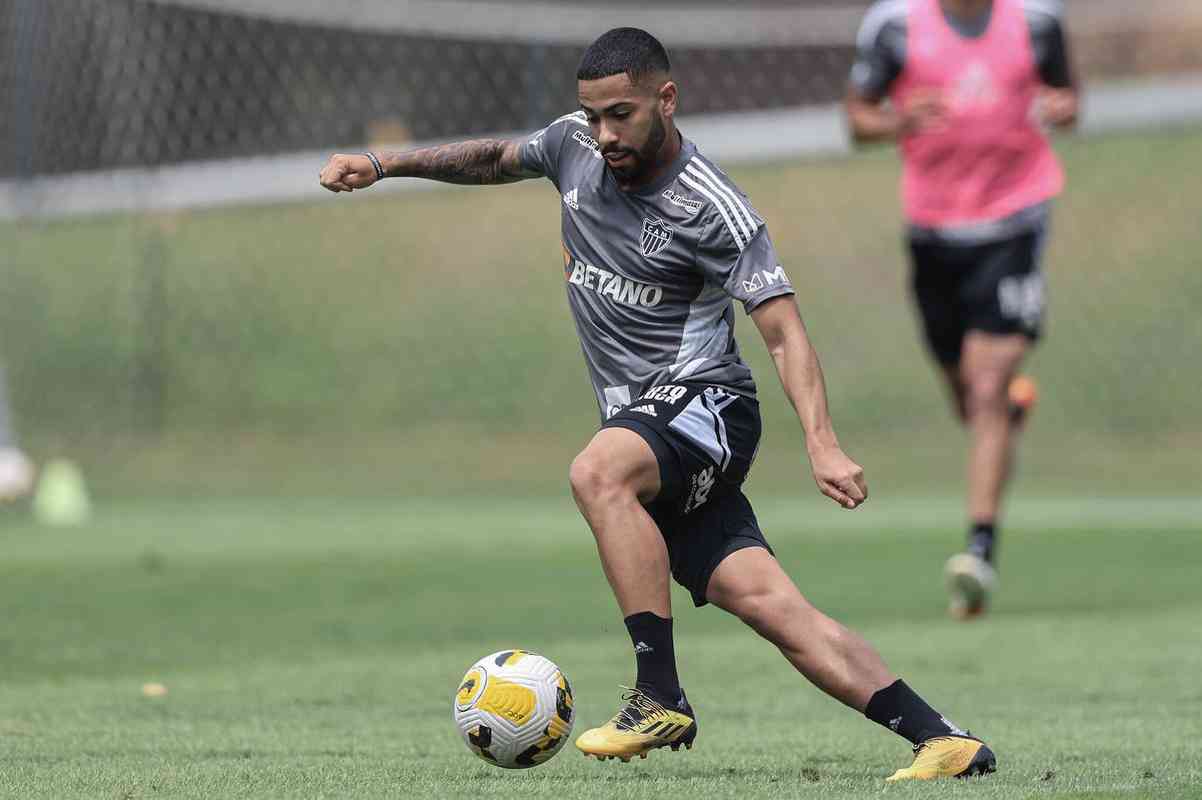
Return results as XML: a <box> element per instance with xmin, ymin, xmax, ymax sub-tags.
<box><xmin>1</xmin><ymin>495</ymin><xmax>1195</xmax><ymax>567</ymax></box>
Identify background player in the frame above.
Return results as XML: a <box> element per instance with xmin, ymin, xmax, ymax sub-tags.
<box><xmin>844</xmin><ymin>0</ymin><xmax>1079</xmax><ymax>617</ymax></box>
<box><xmin>320</xmin><ymin>28</ymin><xmax>995</xmax><ymax>781</ymax></box>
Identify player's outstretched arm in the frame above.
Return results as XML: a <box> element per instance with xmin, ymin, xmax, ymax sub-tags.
<box><xmin>751</xmin><ymin>295</ymin><xmax>868</xmax><ymax>510</ymax></box>
<box><xmin>319</xmin><ymin>139</ymin><xmax>539</xmax><ymax>193</ymax></box>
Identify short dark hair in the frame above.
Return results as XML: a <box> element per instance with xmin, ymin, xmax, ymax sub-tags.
<box><xmin>576</xmin><ymin>28</ymin><xmax>671</xmax><ymax>84</ymax></box>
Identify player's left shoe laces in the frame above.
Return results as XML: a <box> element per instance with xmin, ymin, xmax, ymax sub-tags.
<box><xmin>885</xmin><ymin>734</ymin><xmax>997</xmax><ymax>782</ymax></box>
<box><xmin>575</xmin><ymin>686</ymin><xmax>696</xmax><ymax>762</ymax></box>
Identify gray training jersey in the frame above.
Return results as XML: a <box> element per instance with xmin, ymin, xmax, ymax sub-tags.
<box><xmin>519</xmin><ymin>112</ymin><xmax>795</xmax><ymax>421</ymax></box>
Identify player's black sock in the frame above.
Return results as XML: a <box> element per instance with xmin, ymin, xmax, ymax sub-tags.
<box><xmin>624</xmin><ymin>611</ymin><xmax>683</xmax><ymax>705</ymax></box>
<box><xmin>865</xmin><ymin>679</ymin><xmax>963</xmax><ymax>746</ymax></box>
<box><xmin>967</xmin><ymin>521</ymin><xmax>996</xmax><ymax>564</ymax></box>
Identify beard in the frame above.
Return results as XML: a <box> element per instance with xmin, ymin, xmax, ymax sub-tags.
<box><xmin>604</xmin><ymin>113</ymin><xmax>668</xmax><ymax>184</ymax></box>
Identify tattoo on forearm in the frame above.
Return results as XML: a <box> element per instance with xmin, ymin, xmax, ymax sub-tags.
<box><xmin>381</xmin><ymin>139</ymin><xmax>526</xmax><ymax>185</ymax></box>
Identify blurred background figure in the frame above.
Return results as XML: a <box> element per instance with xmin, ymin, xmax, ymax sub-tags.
<box><xmin>0</xmin><ymin>364</ymin><xmax>35</xmax><ymax>503</ymax></box>
<box><xmin>843</xmin><ymin>0</ymin><xmax>1079</xmax><ymax>619</ymax></box>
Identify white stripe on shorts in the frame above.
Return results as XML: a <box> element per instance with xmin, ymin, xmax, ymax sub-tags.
<box><xmin>668</xmin><ymin>388</ymin><xmax>738</xmax><ymax>471</ymax></box>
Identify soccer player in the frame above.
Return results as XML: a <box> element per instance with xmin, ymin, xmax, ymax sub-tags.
<box><xmin>320</xmin><ymin>28</ymin><xmax>994</xmax><ymax>781</ymax></box>
<box><xmin>844</xmin><ymin>0</ymin><xmax>1078</xmax><ymax>617</ymax></box>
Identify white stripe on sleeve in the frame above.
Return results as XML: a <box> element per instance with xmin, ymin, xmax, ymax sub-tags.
<box><xmin>687</xmin><ymin>159</ymin><xmax>757</xmax><ymax>240</ymax></box>
<box><xmin>679</xmin><ymin>172</ymin><xmax>747</xmax><ymax>251</ymax></box>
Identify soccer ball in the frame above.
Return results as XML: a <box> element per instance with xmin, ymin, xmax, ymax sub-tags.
<box><xmin>453</xmin><ymin>649</ymin><xmax>574</xmax><ymax>769</ymax></box>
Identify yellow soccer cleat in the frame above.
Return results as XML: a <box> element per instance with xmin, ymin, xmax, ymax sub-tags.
<box><xmin>1008</xmin><ymin>374</ymin><xmax>1039</xmax><ymax>427</ymax></box>
<box><xmin>575</xmin><ymin>686</ymin><xmax>697</xmax><ymax>762</ymax></box>
<box><xmin>886</xmin><ymin>735</ymin><xmax>996</xmax><ymax>781</ymax></box>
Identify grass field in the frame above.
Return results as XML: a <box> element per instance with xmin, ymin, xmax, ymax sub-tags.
<box><xmin>4</xmin><ymin>126</ymin><xmax>1202</xmax><ymax>497</ymax></box>
<box><xmin>2</xmin><ymin>496</ymin><xmax>1200</xmax><ymax>798</ymax></box>
<box><xmin>3</xmin><ymin>126</ymin><xmax>1200</xmax><ymax>797</ymax></box>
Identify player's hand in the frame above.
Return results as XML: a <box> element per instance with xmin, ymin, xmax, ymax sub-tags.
<box><xmin>899</xmin><ymin>90</ymin><xmax>950</xmax><ymax>136</ymax></box>
<box><xmin>1035</xmin><ymin>88</ymin><xmax>1078</xmax><ymax>128</ymax></box>
<box><xmin>807</xmin><ymin>443</ymin><xmax>868</xmax><ymax>510</ymax></box>
<box><xmin>319</xmin><ymin>153</ymin><xmax>380</xmax><ymax>193</ymax></box>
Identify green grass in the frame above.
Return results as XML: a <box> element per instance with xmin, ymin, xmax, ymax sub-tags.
<box><xmin>2</xmin><ymin>496</ymin><xmax>1200</xmax><ymax>798</ymax></box>
<box><xmin>3</xmin><ymin>126</ymin><xmax>1202</xmax><ymax>496</ymax></box>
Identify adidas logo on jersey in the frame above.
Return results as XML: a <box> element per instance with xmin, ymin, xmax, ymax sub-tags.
<box><xmin>633</xmin><ymin>641</ymin><xmax>654</xmax><ymax>654</ymax></box>
<box><xmin>563</xmin><ymin>187</ymin><xmax>579</xmax><ymax>210</ymax></box>
<box><xmin>630</xmin><ymin>404</ymin><xmax>657</xmax><ymax>417</ymax></box>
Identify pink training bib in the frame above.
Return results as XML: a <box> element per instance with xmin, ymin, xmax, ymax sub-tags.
<box><xmin>891</xmin><ymin>0</ymin><xmax>1064</xmax><ymax>227</ymax></box>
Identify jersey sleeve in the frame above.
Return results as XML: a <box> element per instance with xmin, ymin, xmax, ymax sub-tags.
<box><xmin>696</xmin><ymin>211</ymin><xmax>795</xmax><ymax>314</ymax></box>
<box><xmin>517</xmin><ymin>111</ymin><xmax>588</xmax><ymax>189</ymax></box>
<box><xmin>1025</xmin><ymin>2</ymin><xmax>1073</xmax><ymax>88</ymax></box>
<box><xmin>849</xmin><ymin>4</ymin><xmax>906</xmax><ymax>100</ymax></box>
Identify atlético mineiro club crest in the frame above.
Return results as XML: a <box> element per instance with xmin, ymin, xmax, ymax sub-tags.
<box><xmin>640</xmin><ymin>217</ymin><xmax>673</xmax><ymax>258</ymax></box>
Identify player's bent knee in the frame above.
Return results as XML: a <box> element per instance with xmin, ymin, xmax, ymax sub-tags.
<box><xmin>569</xmin><ymin>428</ymin><xmax>660</xmax><ymax>508</ymax></box>
<box><xmin>568</xmin><ymin>449</ymin><xmax>632</xmax><ymax>508</ymax></box>
<box><xmin>568</xmin><ymin>451</ymin><xmax>603</xmax><ymax>504</ymax></box>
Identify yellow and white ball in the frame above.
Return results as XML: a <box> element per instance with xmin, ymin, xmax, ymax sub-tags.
<box><xmin>453</xmin><ymin>649</ymin><xmax>574</xmax><ymax>769</ymax></box>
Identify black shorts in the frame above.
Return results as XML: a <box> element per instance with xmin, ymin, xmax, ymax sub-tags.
<box><xmin>602</xmin><ymin>383</ymin><xmax>772</xmax><ymax>607</ymax></box>
<box><xmin>909</xmin><ymin>226</ymin><xmax>1048</xmax><ymax>365</ymax></box>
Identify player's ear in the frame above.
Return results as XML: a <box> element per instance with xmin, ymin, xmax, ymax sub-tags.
<box><xmin>658</xmin><ymin>80</ymin><xmax>678</xmax><ymax>118</ymax></box>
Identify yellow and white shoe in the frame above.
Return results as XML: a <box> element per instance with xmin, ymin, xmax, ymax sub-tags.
<box><xmin>886</xmin><ymin>735</ymin><xmax>996</xmax><ymax>781</ymax></box>
<box><xmin>945</xmin><ymin>552</ymin><xmax>998</xmax><ymax>619</ymax></box>
<box><xmin>575</xmin><ymin>686</ymin><xmax>696</xmax><ymax>762</ymax></box>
